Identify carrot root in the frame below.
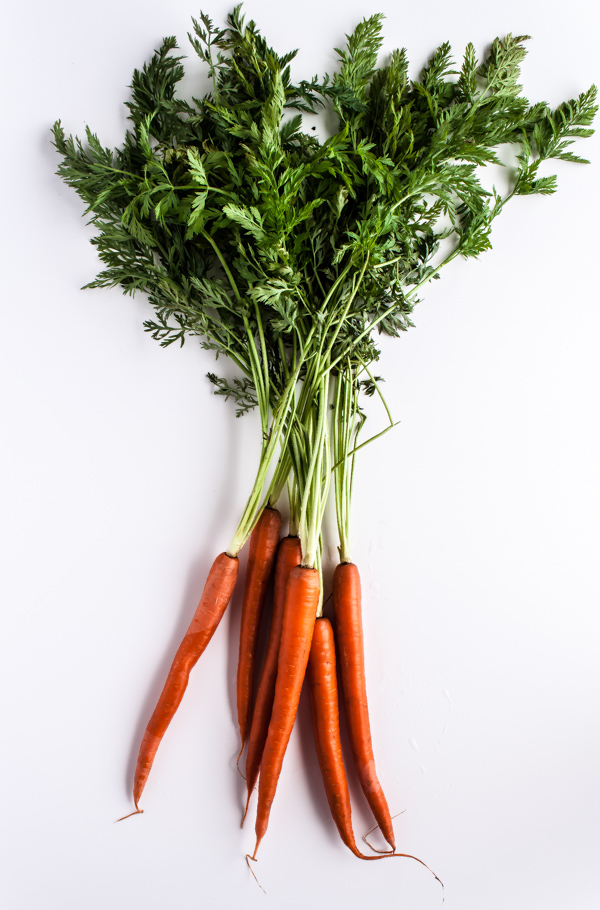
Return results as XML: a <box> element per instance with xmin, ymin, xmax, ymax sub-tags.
<box><xmin>245</xmin><ymin>854</ymin><xmax>266</xmax><ymax>893</ymax></box>
<box><xmin>235</xmin><ymin>743</ymin><xmax>246</xmax><ymax>780</ymax></box>
<box><xmin>236</xmin><ymin>508</ymin><xmax>282</xmax><ymax>754</ymax></box>
<box><xmin>252</xmin><ymin>564</ymin><xmax>319</xmax><ymax>856</ymax></box>
<box><xmin>115</xmin><ymin>808</ymin><xmax>144</xmax><ymax>822</ymax></box>
<box><xmin>362</xmin><ymin>811</ymin><xmax>407</xmax><ymax>853</ymax></box>
<box><xmin>333</xmin><ymin>561</ymin><xmax>396</xmax><ymax>851</ymax></box>
<box><xmin>132</xmin><ymin>552</ymin><xmax>238</xmax><ymax>807</ymax></box>
<box><xmin>243</xmin><ymin>536</ymin><xmax>302</xmax><ymax>812</ymax></box>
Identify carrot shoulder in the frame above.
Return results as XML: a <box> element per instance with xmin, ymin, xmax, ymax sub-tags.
<box><xmin>133</xmin><ymin>552</ymin><xmax>238</xmax><ymax>809</ymax></box>
<box><xmin>333</xmin><ymin>561</ymin><xmax>396</xmax><ymax>851</ymax></box>
<box><xmin>243</xmin><ymin>535</ymin><xmax>302</xmax><ymax>821</ymax></box>
<box><xmin>252</xmin><ymin>565</ymin><xmax>319</xmax><ymax>856</ymax></box>
<box><xmin>236</xmin><ymin>507</ymin><xmax>282</xmax><ymax>753</ymax></box>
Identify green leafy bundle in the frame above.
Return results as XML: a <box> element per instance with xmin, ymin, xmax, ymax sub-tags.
<box><xmin>53</xmin><ymin>11</ymin><xmax>597</xmax><ymax>561</ymax></box>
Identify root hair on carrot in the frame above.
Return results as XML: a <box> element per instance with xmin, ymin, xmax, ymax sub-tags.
<box><xmin>115</xmin><ymin>808</ymin><xmax>144</xmax><ymax>822</ymax></box>
<box><xmin>392</xmin><ymin>853</ymin><xmax>444</xmax><ymax>902</ymax></box>
<box><xmin>362</xmin><ymin>810</ymin><xmax>406</xmax><ymax>853</ymax></box>
<box><xmin>245</xmin><ymin>853</ymin><xmax>266</xmax><ymax>894</ymax></box>
<box><xmin>236</xmin><ymin>744</ymin><xmax>247</xmax><ymax>780</ymax></box>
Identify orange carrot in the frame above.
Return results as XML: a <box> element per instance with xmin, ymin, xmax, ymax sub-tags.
<box><xmin>252</xmin><ymin>565</ymin><xmax>320</xmax><ymax>857</ymax></box>
<box><xmin>333</xmin><ymin>561</ymin><xmax>396</xmax><ymax>851</ymax></box>
<box><xmin>308</xmin><ymin>617</ymin><xmax>444</xmax><ymax>891</ymax></box>
<box><xmin>133</xmin><ymin>552</ymin><xmax>238</xmax><ymax>810</ymax></box>
<box><xmin>236</xmin><ymin>507</ymin><xmax>282</xmax><ymax>754</ymax></box>
<box><xmin>242</xmin><ymin>535</ymin><xmax>302</xmax><ymax>822</ymax></box>
<box><xmin>308</xmin><ymin>616</ymin><xmax>365</xmax><ymax>856</ymax></box>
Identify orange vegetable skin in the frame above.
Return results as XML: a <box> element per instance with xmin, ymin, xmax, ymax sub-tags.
<box><xmin>308</xmin><ymin>617</ymin><xmax>367</xmax><ymax>856</ymax></box>
<box><xmin>309</xmin><ymin>619</ymin><xmax>418</xmax><ymax>863</ymax></box>
<box><xmin>333</xmin><ymin>561</ymin><xmax>396</xmax><ymax>851</ymax></box>
<box><xmin>243</xmin><ymin>535</ymin><xmax>302</xmax><ymax>820</ymax></box>
<box><xmin>252</xmin><ymin>565</ymin><xmax>320</xmax><ymax>856</ymax></box>
<box><xmin>236</xmin><ymin>507</ymin><xmax>282</xmax><ymax>751</ymax></box>
<box><xmin>133</xmin><ymin>552</ymin><xmax>238</xmax><ymax>808</ymax></box>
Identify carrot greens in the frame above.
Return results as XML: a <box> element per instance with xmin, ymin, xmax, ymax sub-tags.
<box><xmin>54</xmin><ymin>4</ymin><xmax>596</xmax><ymax>865</ymax></box>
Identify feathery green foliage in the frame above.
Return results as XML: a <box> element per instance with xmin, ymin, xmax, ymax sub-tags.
<box><xmin>53</xmin><ymin>7</ymin><xmax>596</xmax><ymax>560</ymax></box>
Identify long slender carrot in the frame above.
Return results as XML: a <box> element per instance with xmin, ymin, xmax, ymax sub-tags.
<box><xmin>333</xmin><ymin>561</ymin><xmax>396</xmax><ymax>851</ymax></box>
<box><xmin>242</xmin><ymin>535</ymin><xmax>302</xmax><ymax>822</ymax></box>
<box><xmin>236</xmin><ymin>507</ymin><xmax>282</xmax><ymax>754</ymax></box>
<box><xmin>308</xmin><ymin>617</ymin><xmax>444</xmax><ymax>893</ymax></box>
<box><xmin>133</xmin><ymin>552</ymin><xmax>238</xmax><ymax>809</ymax></box>
<box><xmin>252</xmin><ymin>565</ymin><xmax>320</xmax><ymax>857</ymax></box>
<box><xmin>308</xmin><ymin>617</ymin><xmax>363</xmax><ymax>855</ymax></box>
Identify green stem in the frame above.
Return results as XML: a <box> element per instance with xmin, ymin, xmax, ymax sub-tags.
<box><xmin>227</xmin><ymin>371</ymin><xmax>298</xmax><ymax>556</ymax></box>
<box><xmin>298</xmin><ymin>370</ymin><xmax>330</xmax><ymax>568</ymax></box>
<box><xmin>200</xmin><ymin>229</ymin><xmax>242</xmax><ymax>302</ymax></box>
<box><xmin>327</xmin><ymin>246</ymin><xmax>461</xmax><ymax>375</ymax></box>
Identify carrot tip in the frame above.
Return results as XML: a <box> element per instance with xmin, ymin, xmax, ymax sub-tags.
<box><xmin>245</xmin><ymin>854</ymin><xmax>266</xmax><ymax>894</ymax></box>
<box><xmin>364</xmin><ymin>839</ymin><xmax>393</xmax><ymax>854</ymax></box>
<box><xmin>362</xmin><ymin>827</ymin><xmax>394</xmax><ymax>854</ymax></box>
<box><xmin>392</xmin><ymin>853</ymin><xmax>445</xmax><ymax>897</ymax></box>
<box><xmin>362</xmin><ymin>810</ymin><xmax>404</xmax><ymax>853</ymax></box>
<box><xmin>115</xmin><ymin>808</ymin><xmax>144</xmax><ymax>822</ymax></box>
<box><xmin>241</xmin><ymin>796</ymin><xmax>251</xmax><ymax>829</ymax></box>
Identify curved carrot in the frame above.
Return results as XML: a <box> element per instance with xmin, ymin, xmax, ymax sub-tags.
<box><xmin>252</xmin><ymin>565</ymin><xmax>320</xmax><ymax>857</ymax></box>
<box><xmin>333</xmin><ymin>561</ymin><xmax>396</xmax><ymax>851</ymax></box>
<box><xmin>133</xmin><ymin>552</ymin><xmax>238</xmax><ymax>809</ymax></box>
<box><xmin>308</xmin><ymin>617</ymin><xmax>444</xmax><ymax>892</ymax></box>
<box><xmin>236</xmin><ymin>507</ymin><xmax>282</xmax><ymax>754</ymax></box>
<box><xmin>242</xmin><ymin>535</ymin><xmax>302</xmax><ymax>822</ymax></box>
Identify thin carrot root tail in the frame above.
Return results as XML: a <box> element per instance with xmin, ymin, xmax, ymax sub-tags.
<box><xmin>390</xmin><ymin>854</ymin><xmax>445</xmax><ymax>897</ymax></box>
<box><xmin>245</xmin><ymin>854</ymin><xmax>266</xmax><ymax>894</ymax></box>
<box><xmin>363</xmin><ymin>836</ymin><xmax>394</xmax><ymax>854</ymax></box>
<box><xmin>115</xmin><ymin>807</ymin><xmax>144</xmax><ymax>822</ymax></box>
<box><xmin>362</xmin><ymin>811</ymin><xmax>406</xmax><ymax>854</ymax></box>
<box><xmin>353</xmin><ymin>846</ymin><xmax>445</xmax><ymax>895</ymax></box>
<box><xmin>332</xmin><ymin>562</ymin><xmax>396</xmax><ymax>853</ymax></box>
<box><xmin>236</xmin><ymin>743</ymin><xmax>246</xmax><ymax>780</ymax></box>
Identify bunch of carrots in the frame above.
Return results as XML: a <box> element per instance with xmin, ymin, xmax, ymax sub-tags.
<box><xmin>53</xmin><ymin>5</ymin><xmax>596</xmax><ymax>873</ymax></box>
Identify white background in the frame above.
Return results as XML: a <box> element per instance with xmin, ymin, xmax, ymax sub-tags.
<box><xmin>1</xmin><ymin>0</ymin><xmax>599</xmax><ymax>907</ymax></box>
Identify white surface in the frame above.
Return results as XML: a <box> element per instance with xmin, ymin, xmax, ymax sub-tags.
<box><xmin>1</xmin><ymin>1</ymin><xmax>599</xmax><ymax>908</ymax></box>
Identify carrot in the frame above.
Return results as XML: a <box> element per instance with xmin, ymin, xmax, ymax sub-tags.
<box><xmin>236</xmin><ymin>507</ymin><xmax>282</xmax><ymax>754</ymax></box>
<box><xmin>307</xmin><ymin>617</ymin><xmax>444</xmax><ymax>891</ymax></box>
<box><xmin>242</xmin><ymin>535</ymin><xmax>302</xmax><ymax>822</ymax></box>
<box><xmin>308</xmin><ymin>616</ymin><xmax>363</xmax><ymax>855</ymax></box>
<box><xmin>133</xmin><ymin>552</ymin><xmax>238</xmax><ymax>809</ymax></box>
<box><xmin>333</xmin><ymin>561</ymin><xmax>396</xmax><ymax>851</ymax></box>
<box><xmin>252</xmin><ymin>564</ymin><xmax>320</xmax><ymax>857</ymax></box>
